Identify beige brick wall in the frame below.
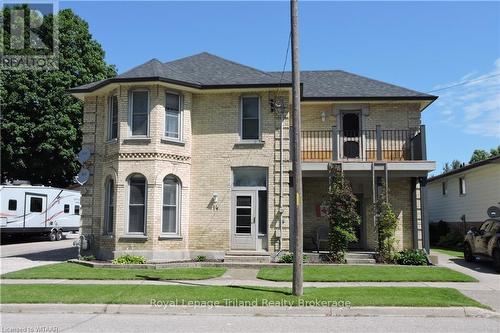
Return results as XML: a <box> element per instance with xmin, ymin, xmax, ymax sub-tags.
<box><xmin>80</xmin><ymin>86</ymin><xmax>422</xmax><ymax>259</ymax></box>
<box><xmin>189</xmin><ymin>92</ymin><xmax>291</xmax><ymax>252</ymax></box>
<box><xmin>81</xmin><ymin>86</ymin><xmax>291</xmax><ymax>259</ymax></box>
<box><xmin>301</xmin><ymin>102</ymin><xmax>421</xmax><ymax>131</ymax></box>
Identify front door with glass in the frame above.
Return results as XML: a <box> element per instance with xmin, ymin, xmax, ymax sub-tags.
<box><xmin>231</xmin><ymin>191</ymin><xmax>257</xmax><ymax>250</ymax></box>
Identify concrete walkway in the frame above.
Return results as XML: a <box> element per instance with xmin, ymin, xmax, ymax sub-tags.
<box><xmin>430</xmin><ymin>250</ymin><xmax>500</xmax><ymax>312</ymax></box>
<box><xmin>0</xmin><ymin>277</ymin><xmax>493</xmax><ymax>290</ymax></box>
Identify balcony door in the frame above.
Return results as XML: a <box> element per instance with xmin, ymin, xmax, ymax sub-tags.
<box><xmin>341</xmin><ymin>111</ymin><xmax>362</xmax><ymax>159</ymax></box>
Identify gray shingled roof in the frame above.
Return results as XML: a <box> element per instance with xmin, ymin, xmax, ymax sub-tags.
<box><xmin>269</xmin><ymin>71</ymin><xmax>434</xmax><ymax>99</ymax></box>
<box><xmin>70</xmin><ymin>52</ymin><xmax>436</xmax><ymax>101</ymax></box>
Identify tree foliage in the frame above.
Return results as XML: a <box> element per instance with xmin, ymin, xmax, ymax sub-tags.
<box><xmin>0</xmin><ymin>8</ymin><xmax>116</xmax><ymax>186</ymax></box>
<box><xmin>469</xmin><ymin>146</ymin><xmax>500</xmax><ymax>164</ymax></box>
<box><xmin>442</xmin><ymin>159</ymin><xmax>464</xmax><ymax>173</ymax></box>
<box><xmin>469</xmin><ymin>149</ymin><xmax>490</xmax><ymax>164</ymax></box>
<box><xmin>326</xmin><ymin>163</ymin><xmax>360</xmax><ymax>263</ymax></box>
<box><xmin>442</xmin><ymin>145</ymin><xmax>500</xmax><ymax>174</ymax></box>
<box><xmin>374</xmin><ymin>183</ymin><xmax>399</xmax><ymax>263</ymax></box>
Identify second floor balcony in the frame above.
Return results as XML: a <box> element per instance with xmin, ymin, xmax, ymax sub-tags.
<box><xmin>301</xmin><ymin>125</ymin><xmax>427</xmax><ymax>162</ymax></box>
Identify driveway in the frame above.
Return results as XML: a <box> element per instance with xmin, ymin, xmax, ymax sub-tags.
<box><xmin>431</xmin><ymin>251</ymin><xmax>500</xmax><ymax>311</ymax></box>
<box><xmin>0</xmin><ymin>233</ymin><xmax>79</xmax><ymax>274</ymax></box>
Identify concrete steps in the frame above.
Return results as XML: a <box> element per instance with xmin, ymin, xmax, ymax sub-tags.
<box><xmin>224</xmin><ymin>251</ymin><xmax>270</xmax><ymax>263</ymax></box>
<box><xmin>345</xmin><ymin>252</ymin><xmax>376</xmax><ymax>264</ymax></box>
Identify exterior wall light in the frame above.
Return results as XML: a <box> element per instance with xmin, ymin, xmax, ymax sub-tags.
<box><xmin>212</xmin><ymin>192</ymin><xmax>219</xmax><ymax>210</ymax></box>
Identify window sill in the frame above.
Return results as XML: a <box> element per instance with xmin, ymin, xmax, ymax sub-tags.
<box><xmin>122</xmin><ymin>138</ymin><xmax>151</xmax><ymax>145</ymax></box>
<box><xmin>119</xmin><ymin>235</ymin><xmax>148</xmax><ymax>241</ymax></box>
<box><xmin>234</xmin><ymin>141</ymin><xmax>265</xmax><ymax>148</ymax></box>
<box><xmin>106</xmin><ymin>138</ymin><xmax>118</xmax><ymax>145</ymax></box>
<box><xmin>161</xmin><ymin>138</ymin><xmax>185</xmax><ymax>146</ymax></box>
<box><xmin>102</xmin><ymin>234</ymin><xmax>114</xmax><ymax>239</ymax></box>
<box><xmin>158</xmin><ymin>235</ymin><xmax>183</xmax><ymax>240</ymax></box>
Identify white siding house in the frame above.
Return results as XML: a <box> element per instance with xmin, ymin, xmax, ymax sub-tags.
<box><xmin>428</xmin><ymin>156</ymin><xmax>500</xmax><ymax>226</ymax></box>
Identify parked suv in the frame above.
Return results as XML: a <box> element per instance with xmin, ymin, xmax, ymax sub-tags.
<box><xmin>464</xmin><ymin>218</ymin><xmax>500</xmax><ymax>272</ymax></box>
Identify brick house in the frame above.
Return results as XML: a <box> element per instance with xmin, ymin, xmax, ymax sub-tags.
<box><xmin>70</xmin><ymin>52</ymin><xmax>437</xmax><ymax>261</ymax></box>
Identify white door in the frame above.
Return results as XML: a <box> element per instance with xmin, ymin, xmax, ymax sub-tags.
<box><xmin>24</xmin><ymin>193</ymin><xmax>47</xmax><ymax>229</ymax></box>
<box><xmin>231</xmin><ymin>191</ymin><xmax>257</xmax><ymax>250</ymax></box>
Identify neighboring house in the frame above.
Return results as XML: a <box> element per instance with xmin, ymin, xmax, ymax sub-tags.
<box><xmin>428</xmin><ymin>156</ymin><xmax>500</xmax><ymax>233</ymax></box>
<box><xmin>69</xmin><ymin>52</ymin><xmax>437</xmax><ymax>261</ymax></box>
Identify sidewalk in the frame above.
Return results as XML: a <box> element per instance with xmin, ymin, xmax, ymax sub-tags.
<box><xmin>1</xmin><ymin>303</ymin><xmax>498</xmax><ymax>319</ymax></box>
<box><xmin>0</xmin><ymin>276</ymin><xmax>494</xmax><ymax>291</ymax></box>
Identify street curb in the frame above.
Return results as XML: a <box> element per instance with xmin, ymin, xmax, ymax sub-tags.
<box><xmin>1</xmin><ymin>304</ymin><xmax>498</xmax><ymax>318</ymax></box>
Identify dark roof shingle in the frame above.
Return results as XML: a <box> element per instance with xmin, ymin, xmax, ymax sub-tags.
<box><xmin>70</xmin><ymin>52</ymin><xmax>436</xmax><ymax>101</ymax></box>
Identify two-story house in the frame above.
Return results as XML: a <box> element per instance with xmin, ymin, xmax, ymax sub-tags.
<box><xmin>70</xmin><ymin>52</ymin><xmax>437</xmax><ymax>261</ymax></box>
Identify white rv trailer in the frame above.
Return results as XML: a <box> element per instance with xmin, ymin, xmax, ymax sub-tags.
<box><xmin>0</xmin><ymin>184</ymin><xmax>80</xmax><ymax>240</ymax></box>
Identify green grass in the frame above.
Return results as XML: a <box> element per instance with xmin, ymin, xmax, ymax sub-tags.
<box><xmin>0</xmin><ymin>284</ymin><xmax>485</xmax><ymax>308</ymax></box>
<box><xmin>431</xmin><ymin>247</ymin><xmax>464</xmax><ymax>259</ymax></box>
<box><xmin>0</xmin><ymin>263</ymin><xmax>226</xmax><ymax>280</ymax></box>
<box><xmin>257</xmin><ymin>265</ymin><xmax>476</xmax><ymax>282</ymax></box>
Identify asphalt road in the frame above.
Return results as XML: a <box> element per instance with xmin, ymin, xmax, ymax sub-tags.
<box><xmin>1</xmin><ymin>312</ymin><xmax>499</xmax><ymax>333</ymax></box>
<box><xmin>0</xmin><ymin>233</ymin><xmax>79</xmax><ymax>274</ymax></box>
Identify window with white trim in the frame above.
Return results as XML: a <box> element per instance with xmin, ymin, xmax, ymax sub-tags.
<box><xmin>104</xmin><ymin>178</ymin><xmax>114</xmax><ymax>235</ymax></box>
<box><xmin>162</xmin><ymin>175</ymin><xmax>181</xmax><ymax>235</ymax></box>
<box><xmin>108</xmin><ymin>95</ymin><xmax>118</xmax><ymax>140</ymax></box>
<box><xmin>165</xmin><ymin>92</ymin><xmax>182</xmax><ymax>140</ymax></box>
<box><xmin>129</xmin><ymin>90</ymin><xmax>149</xmax><ymax>136</ymax></box>
<box><xmin>459</xmin><ymin>177</ymin><xmax>466</xmax><ymax>195</ymax></box>
<box><xmin>128</xmin><ymin>175</ymin><xmax>146</xmax><ymax>233</ymax></box>
<box><xmin>241</xmin><ymin>96</ymin><xmax>260</xmax><ymax>140</ymax></box>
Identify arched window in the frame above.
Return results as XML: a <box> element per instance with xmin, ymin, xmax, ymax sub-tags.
<box><xmin>104</xmin><ymin>178</ymin><xmax>115</xmax><ymax>235</ymax></box>
<box><xmin>163</xmin><ymin>175</ymin><xmax>181</xmax><ymax>235</ymax></box>
<box><xmin>128</xmin><ymin>174</ymin><xmax>147</xmax><ymax>233</ymax></box>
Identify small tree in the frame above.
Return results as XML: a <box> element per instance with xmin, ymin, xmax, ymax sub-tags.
<box><xmin>374</xmin><ymin>183</ymin><xmax>399</xmax><ymax>263</ymax></box>
<box><xmin>325</xmin><ymin>164</ymin><xmax>360</xmax><ymax>263</ymax></box>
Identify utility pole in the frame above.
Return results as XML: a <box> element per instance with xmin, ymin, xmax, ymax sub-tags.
<box><xmin>290</xmin><ymin>0</ymin><xmax>303</xmax><ymax>296</ymax></box>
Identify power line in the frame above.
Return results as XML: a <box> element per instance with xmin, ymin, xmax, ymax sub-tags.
<box><xmin>273</xmin><ymin>31</ymin><xmax>291</xmax><ymax>101</ymax></box>
<box><xmin>427</xmin><ymin>73</ymin><xmax>500</xmax><ymax>93</ymax></box>
<box><xmin>278</xmin><ymin>31</ymin><xmax>292</xmax><ymax>86</ymax></box>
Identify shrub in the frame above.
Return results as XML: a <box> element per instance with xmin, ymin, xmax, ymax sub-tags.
<box><xmin>374</xmin><ymin>183</ymin><xmax>399</xmax><ymax>263</ymax></box>
<box><xmin>80</xmin><ymin>255</ymin><xmax>95</xmax><ymax>261</ymax></box>
<box><xmin>326</xmin><ymin>164</ymin><xmax>360</xmax><ymax>263</ymax></box>
<box><xmin>437</xmin><ymin>231</ymin><xmax>464</xmax><ymax>249</ymax></box>
<box><xmin>277</xmin><ymin>252</ymin><xmax>307</xmax><ymax>263</ymax></box>
<box><xmin>112</xmin><ymin>254</ymin><xmax>147</xmax><ymax>265</ymax></box>
<box><xmin>394</xmin><ymin>249</ymin><xmax>428</xmax><ymax>266</ymax></box>
<box><xmin>430</xmin><ymin>220</ymin><xmax>450</xmax><ymax>245</ymax></box>
<box><xmin>194</xmin><ymin>255</ymin><xmax>207</xmax><ymax>262</ymax></box>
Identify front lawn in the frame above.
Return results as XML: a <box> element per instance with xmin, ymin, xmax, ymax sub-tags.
<box><xmin>431</xmin><ymin>247</ymin><xmax>464</xmax><ymax>259</ymax></box>
<box><xmin>0</xmin><ymin>263</ymin><xmax>226</xmax><ymax>280</ymax></box>
<box><xmin>257</xmin><ymin>265</ymin><xmax>476</xmax><ymax>282</ymax></box>
<box><xmin>0</xmin><ymin>284</ymin><xmax>485</xmax><ymax>308</ymax></box>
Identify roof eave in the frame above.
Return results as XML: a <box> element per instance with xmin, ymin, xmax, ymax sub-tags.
<box><xmin>427</xmin><ymin>155</ymin><xmax>500</xmax><ymax>183</ymax></box>
<box><xmin>300</xmin><ymin>95</ymin><xmax>438</xmax><ymax>102</ymax></box>
<box><xmin>69</xmin><ymin>78</ymin><xmax>293</xmax><ymax>97</ymax></box>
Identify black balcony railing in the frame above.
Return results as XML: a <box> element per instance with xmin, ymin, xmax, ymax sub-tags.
<box><xmin>301</xmin><ymin>125</ymin><xmax>427</xmax><ymax>162</ymax></box>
